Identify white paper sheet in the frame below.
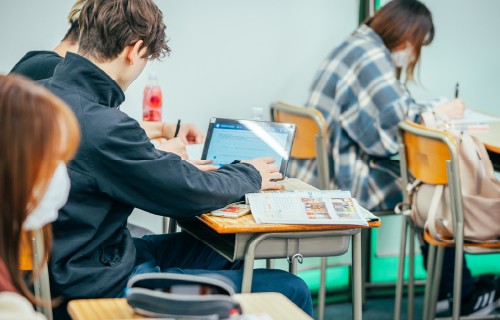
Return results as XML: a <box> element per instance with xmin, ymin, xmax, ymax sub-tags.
<box><xmin>246</xmin><ymin>191</ymin><xmax>368</xmax><ymax>226</ymax></box>
<box><xmin>186</xmin><ymin>143</ymin><xmax>204</xmax><ymax>160</ymax></box>
<box><xmin>436</xmin><ymin>109</ymin><xmax>500</xmax><ymax>125</ymax></box>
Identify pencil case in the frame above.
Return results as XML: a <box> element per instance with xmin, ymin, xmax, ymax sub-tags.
<box><xmin>125</xmin><ymin>273</ymin><xmax>242</xmax><ymax>319</ymax></box>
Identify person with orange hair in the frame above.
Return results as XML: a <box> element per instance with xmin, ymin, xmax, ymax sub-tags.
<box><xmin>0</xmin><ymin>74</ymin><xmax>80</xmax><ymax>319</ymax></box>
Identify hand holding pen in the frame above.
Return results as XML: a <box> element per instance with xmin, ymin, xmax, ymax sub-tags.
<box><xmin>434</xmin><ymin>82</ymin><xmax>466</xmax><ymax>119</ymax></box>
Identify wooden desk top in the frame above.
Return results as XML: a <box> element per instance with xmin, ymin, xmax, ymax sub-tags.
<box><xmin>68</xmin><ymin>293</ymin><xmax>313</xmax><ymax>320</ymax></box>
<box><xmin>467</xmin><ymin>121</ymin><xmax>500</xmax><ymax>154</ymax></box>
<box><xmin>197</xmin><ymin>178</ymin><xmax>381</xmax><ymax>234</ymax></box>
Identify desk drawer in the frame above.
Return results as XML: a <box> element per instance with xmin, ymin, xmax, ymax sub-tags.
<box><xmin>178</xmin><ymin>218</ymin><xmax>357</xmax><ymax>262</ymax></box>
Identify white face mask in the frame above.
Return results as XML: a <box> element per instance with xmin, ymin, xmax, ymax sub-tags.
<box><xmin>22</xmin><ymin>162</ymin><xmax>71</xmax><ymax>231</ymax></box>
<box><xmin>391</xmin><ymin>42</ymin><xmax>416</xmax><ymax>68</ymax></box>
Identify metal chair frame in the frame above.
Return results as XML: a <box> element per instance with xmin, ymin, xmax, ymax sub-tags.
<box><xmin>394</xmin><ymin>121</ymin><xmax>500</xmax><ymax>320</ymax></box>
<box><xmin>31</xmin><ymin>229</ymin><xmax>53</xmax><ymax>320</ymax></box>
<box><xmin>270</xmin><ymin>102</ymin><xmax>331</xmax><ymax>320</ymax></box>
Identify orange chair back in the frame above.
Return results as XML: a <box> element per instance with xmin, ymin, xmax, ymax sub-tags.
<box><xmin>403</xmin><ymin>121</ymin><xmax>457</xmax><ymax>185</ymax></box>
<box><xmin>19</xmin><ymin>231</ymin><xmax>33</xmax><ymax>270</ymax></box>
<box><xmin>273</xmin><ymin>102</ymin><xmax>327</xmax><ymax>159</ymax></box>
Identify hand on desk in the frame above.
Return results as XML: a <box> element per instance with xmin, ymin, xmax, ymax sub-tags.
<box><xmin>157</xmin><ymin>137</ymin><xmax>188</xmax><ymax>159</ymax></box>
<box><xmin>165</xmin><ymin>123</ymin><xmax>206</xmax><ymax>144</ymax></box>
<box><xmin>436</xmin><ymin>98</ymin><xmax>466</xmax><ymax>119</ymax></box>
<box><xmin>140</xmin><ymin>122</ymin><xmax>206</xmax><ymax>144</ymax></box>
<box><xmin>187</xmin><ymin>159</ymin><xmax>219</xmax><ymax>172</ymax></box>
<box><xmin>242</xmin><ymin>157</ymin><xmax>282</xmax><ymax>190</ymax></box>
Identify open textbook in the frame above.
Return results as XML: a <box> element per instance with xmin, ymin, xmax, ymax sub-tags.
<box><xmin>245</xmin><ymin>190</ymin><xmax>369</xmax><ymax>226</ymax></box>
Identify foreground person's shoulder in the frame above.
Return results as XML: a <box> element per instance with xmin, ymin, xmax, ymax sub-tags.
<box><xmin>0</xmin><ymin>292</ymin><xmax>47</xmax><ymax>320</ymax></box>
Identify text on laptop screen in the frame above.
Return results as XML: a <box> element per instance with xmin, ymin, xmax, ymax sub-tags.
<box><xmin>205</xmin><ymin>122</ymin><xmax>290</xmax><ymax>169</ymax></box>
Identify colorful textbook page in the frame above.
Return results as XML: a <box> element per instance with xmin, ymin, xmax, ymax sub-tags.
<box><xmin>246</xmin><ymin>190</ymin><xmax>368</xmax><ymax>226</ymax></box>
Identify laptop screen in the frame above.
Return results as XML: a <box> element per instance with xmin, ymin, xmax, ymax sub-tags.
<box><xmin>202</xmin><ymin>119</ymin><xmax>296</xmax><ymax>174</ymax></box>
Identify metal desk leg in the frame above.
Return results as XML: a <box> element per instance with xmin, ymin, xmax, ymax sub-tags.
<box><xmin>266</xmin><ymin>259</ymin><xmax>274</xmax><ymax>269</ymax></box>
<box><xmin>318</xmin><ymin>257</ymin><xmax>327</xmax><ymax>320</ymax></box>
<box><xmin>289</xmin><ymin>259</ymin><xmax>298</xmax><ymax>275</ymax></box>
<box><xmin>352</xmin><ymin>230</ymin><xmax>362</xmax><ymax>320</ymax></box>
<box><xmin>360</xmin><ymin>229</ymin><xmax>370</xmax><ymax>310</ymax></box>
<box><xmin>168</xmin><ymin>218</ymin><xmax>177</xmax><ymax>234</ymax></box>
<box><xmin>242</xmin><ymin>233</ymin><xmax>271</xmax><ymax>293</ymax></box>
<box><xmin>394</xmin><ymin>216</ymin><xmax>408</xmax><ymax>320</ymax></box>
<box><xmin>163</xmin><ymin>217</ymin><xmax>168</xmax><ymax>233</ymax></box>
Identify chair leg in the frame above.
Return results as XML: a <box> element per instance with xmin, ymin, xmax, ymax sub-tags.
<box><xmin>34</xmin><ymin>275</ymin><xmax>42</xmax><ymax>313</ymax></box>
<box><xmin>423</xmin><ymin>244</ymin><xmax>437</xmax><ymax>320</ymax></box>
<box><xmin>266</xmin><ymin>259</ymin><xmax>274</xmax><ymax>269</ymax></box>
<box><xmin>352</xmin><ymin>231</ymin><xmax>363</xmax><ymax>320</ymax></box>
<box><xmin>408</xmin><ymin>227</ymin><xmax>415</xmax><ymax>320</ymax></box>
<box><xmin>33</xmin><ymin>229</ymin><xmax>53</xmax><ymax>320</ymax></box>
<box><xmin>318</xmin><ymin>257</ymin><xmax>327</xmax><ymax>320</ymax></box>
<box><xmin>452</xmin><ymin>244</ymin><xmax>464</xmax><ymax>320</ymax></box>
<box><xmin>289</xmin><ymin>258</ymin><xmax>298</xmax><ymax>275</ymax></box>
<box><xmin>394</xmin><ymin>216</ymin><xmax>409</xmax><ymax>320</ymax></box>
<box><xmin>428</xmin><ymin>246</ymin><xmax>445</xmax><ymax>320</ymax></box>
<box><xmin>38</xmin><ymin>262</ymin><xmax>53</xmax><ymax>320</ymax></box>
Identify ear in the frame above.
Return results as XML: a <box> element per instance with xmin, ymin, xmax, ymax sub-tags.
<box><xmin>127</xmin><ymin>40</ymin><xmax>144</xmax><ymax>66</ymax></box>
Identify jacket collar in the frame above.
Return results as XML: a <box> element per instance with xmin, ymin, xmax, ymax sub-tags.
<box><xmin>354</xmin><ymin>24</ymin><xmax>385</xmax><ymax>46</ymax></box>
<box><xmin>52</xmin><ymin>53</ymin><xmax>125</xmax><ymax>109</ymax></box>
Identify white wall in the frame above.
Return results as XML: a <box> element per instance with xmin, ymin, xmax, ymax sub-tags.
<box><xmin>1</xmin><ymin>1</ymin><xmax>499</xmax><ymax>236</ymax></box>
<box><xmin>0</xmin><ymin>0</ymin><xmax>357</xmax><ymax>233</ymax></box>
<box><xmin>377</xmin><ymin>0</ymin><xmax>500</xmax><ymax>256</ymax></box>
<box><xmin>407</xmin><ymin>0</ymin><xmax>500</xmax><ymax>116</ymax></box>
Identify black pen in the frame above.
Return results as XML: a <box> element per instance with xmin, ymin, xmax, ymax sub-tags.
<box><xmin>455</xmin><ymin>82</ymin><xmax>459</xmax><ymax>99</ymax></box>
<box><xmin>174</xmin><ymin>119</ymin><xmax>181</xmax><ymax>138</ymax></box>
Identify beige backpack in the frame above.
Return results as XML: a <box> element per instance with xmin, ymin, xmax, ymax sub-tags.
<box><xmin>403</xmin><ymin>110</ymin><xmax>500</xmax><ymax>244</ymax></box>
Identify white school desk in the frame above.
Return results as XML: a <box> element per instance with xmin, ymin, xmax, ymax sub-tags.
<box><xmin>465</xmin><ymin>121</ymin><xmax>500</xmax><ymax>171</ymax></box>
<box><xmin>389</xmin><ymin>114</ymin><xmax>500</xmax><ymax>170</ymax></box>
<box><xmin>177</xmin><ymin>178</ymin><xmax>381</xmax><ymax>320</ymax></box>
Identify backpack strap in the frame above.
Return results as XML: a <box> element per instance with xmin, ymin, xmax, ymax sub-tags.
<box><xmin>394</xmin><ymin>202</ymin><xmax>411</xmax><ymax>215</ymax></box>
<box><xmin>424</xmin><ymin>184</ymin><xmax>446</xmax><ymax>242</ymax></box>
<box><xmin>421</xmin><ymin>111</ymin><xmax>437</xmax><ymax>129</ymax></box>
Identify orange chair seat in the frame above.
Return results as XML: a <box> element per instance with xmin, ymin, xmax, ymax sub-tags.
<box><xmin>423</xmin><ymin>230</ymin><xmax>500</xmax><ymax>249</ymax></box>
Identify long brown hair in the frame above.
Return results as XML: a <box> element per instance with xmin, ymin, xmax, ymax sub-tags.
<box><xmin>0</xmin><ymin>74</ymin><xmax>80</xmax><ymax>303</ymax></box>
<box><xmin>365</xmin><ymin>0</ymin><xmax>434</xmax><ymax>82</ymax></box>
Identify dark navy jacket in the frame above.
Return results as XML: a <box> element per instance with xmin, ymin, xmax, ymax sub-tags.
<box><xmin>10</xmin><ymin>51</ymin><xmax>62</xmax><ymax>80</ymax></box>
<box><xmin>39</xmin><ymin>53</ymin><xmax>261</xmax><ymax>300</ymax></box>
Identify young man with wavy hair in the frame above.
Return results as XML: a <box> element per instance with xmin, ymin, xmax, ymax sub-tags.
<box><xmin>10</xmin><ymin>0</ymin><xmax>202</xmax><ymax>159</ymax></box>
<box><xmin>10</xmin><ymin>0</ymin><xmax>85</xmax><ymax>80</ymax></box>
<box><xmin>39</xmin><ymin>0</ymin><xmax>313</xmax><ymax>318</ymax></box>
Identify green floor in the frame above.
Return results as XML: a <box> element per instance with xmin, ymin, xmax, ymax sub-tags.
<box><xmin>256</xmin><ymin>222</ymin><xmax>500</xmax><ymax>305</ymax></box>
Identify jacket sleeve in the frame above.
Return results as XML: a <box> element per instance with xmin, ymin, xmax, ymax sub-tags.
<box><xmin>338</xmin><ymin>48</ymin><xmax>431</xmax><ymax>158</ymax></box>
<box><xmin>87</xmin><ymin>110</ymin><xmax>262</xmax><ymax>219</ymax></box>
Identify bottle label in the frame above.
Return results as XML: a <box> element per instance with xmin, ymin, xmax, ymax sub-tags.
<box><xmin>143</xmin><ymin>85</ymin><xmax>162</xmax><ymax>121</ymax></box>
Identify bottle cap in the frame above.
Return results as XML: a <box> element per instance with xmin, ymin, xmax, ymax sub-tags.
<box><xmin>252</xmin><ymin>107</ymin><xmax>263</xmax><ymax>114</ymax></box>
<box><xmin>149</xmin><ymin>72</ymin><xmax>158</xmax><ymax>81</ymax></box>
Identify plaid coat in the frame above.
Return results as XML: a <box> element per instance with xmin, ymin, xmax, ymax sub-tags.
<box><xmin>288</xmin><ymin>24</ymin><xmax>430</xmax><ymax>211</ymax></box>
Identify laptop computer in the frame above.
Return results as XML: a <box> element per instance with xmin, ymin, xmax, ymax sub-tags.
<box><xmin>201</xmin><ymin>117</ymin><xmax>296</xmax><ymax>178</ymax></box>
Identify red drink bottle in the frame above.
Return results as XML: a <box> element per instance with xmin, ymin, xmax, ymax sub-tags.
<box><xmin>143</xmin><ymin>73</ymin><xmax>162</xmax><ymax>121</ymax></box>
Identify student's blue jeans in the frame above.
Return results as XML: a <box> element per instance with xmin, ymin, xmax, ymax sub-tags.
<box><xmin>117</xmin><ymin>231</ymin><xmax>313</xmax><ymax>317</ymax></box>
